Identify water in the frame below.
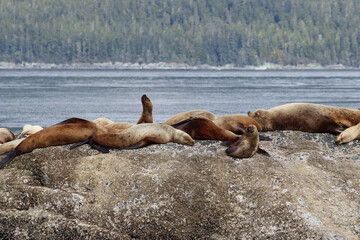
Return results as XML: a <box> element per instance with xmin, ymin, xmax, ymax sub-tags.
<box><xmin>1</xmin><ymin>70</ymin><xmax>360</xmax><ymax>134</ymax></box>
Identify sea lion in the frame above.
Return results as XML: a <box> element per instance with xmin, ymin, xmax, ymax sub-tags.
<box><xmin>225</xmin><ymin>125</ymin><xmax>269</xmax><ymax>158</ymax></box>
<box><xmin>72</xmin><ymin>123</ymin><xmax>195</xmax><ymax>152</ymax></box>
<box><xmin>20</xmin><ymin>124</ymin><xmax>43</xmax><ymax>136</ymax></box>
<box><xmin>105</xmin><ymin>122</ymin><xmax>134</xmax><ymax>132</ymax></box>
<box><xmin>0</xmin><ymin>139</ymin><xmax>25</xmax><ymax>155</ymax></box>
<box><xmin>164</xmin><ymin>110</ymin><xmax>217</xmax><ymax>125</ymax></box>
<box><xmin>213</xmin><ymin>115</ymin><xmax>263</xmax><ymax>133</ymax></box>
<box><xmin>336</xmin><ymin>122</ymin><xmax>360</xmax><ymax>144</ymax></box>
<box><xmin>93</xmin><ymin>117</ymin><xmax>114</xmax><ymax>126</ymax></box>
<box><xmin>164</xmin><ymin>110</ymin><xmax>262</xmax><ymax>134</ymax></box>
<box><xmin>0</xmin><ymin>128</ymin><xmax>15</xmax><ymax>144</ymax></box>
<box><xmin>137</xmin><ymin>94</ymin><xmax>154</xmax><ymax>124</ymax></box>
<box><xmin>0</xmin><ymin>118</ymin><xmax>107</xmax><ymax>169</ymax></box>
<box><xmin>171</xmin><ymin>118</ymin><xmax>239</xmax><ymax>144</ymax></box>
<box><xmin>248</xmin><ymin>103</ymin><xmax>360</xmax><ymax>134</ymax></box>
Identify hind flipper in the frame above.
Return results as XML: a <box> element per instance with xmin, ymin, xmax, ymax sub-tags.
<box><xmin>0</xmin><ymin>150</ymin><xmax>18</xmax><ymax>169</ymax></box>
<box><xmin>259</xmin><ymin>134</ymin><xmax>272</xmax><ymax>141</ymax></box>
<box><xmin>257</xmin><ymin>146</ymin><xmax>270</xmax><ymax>157</ymax></box>
<box><xmin>171</xmin><ymin>118</ymin><xmax>195</xmax><ymax>129</ymax></box>
<box><xmin>89</xmin><ymin>141</ymin><xmax>112</xmax><ymax>153</ymax></box>
<box><xmin>70</xmin><ymin>136</ymin><xmax>93</xmax><ymax>150</ymax></box>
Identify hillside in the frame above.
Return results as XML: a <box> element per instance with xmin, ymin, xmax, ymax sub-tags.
<box><xmin>0</xmin><ymin>0</ymin><xmax>359</xmax><ymax>67</ymax></box>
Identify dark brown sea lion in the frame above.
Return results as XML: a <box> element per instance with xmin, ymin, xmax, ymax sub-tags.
<box><xmin>336</xmin><ymin>122</ymin><xmax>360</xmax><ymax>144</ymax></box>
<box><xmin>248</xmin><ymin>103</ymin><xmax>360</xmax><ymax>134</ymax></box>
<box><xmin>225</xmin><ymin>125</ymin><xmax>269</xmax><ymax>158</ymax></box>
<box><xmin>164</xmin><ymin>110</ymin><xmax>217</xmax><ymax>125</ymax></box>
<box><xmin>0</xmin><ymin>128</ymin><xmax>15</xmax><ymax>144</ymax></box>
<box><xmin>213</xmin><ymin>115</ymin><xmax>263</xmax><ymax>133</ymax></box>
<box><xmin>0</xmin><ymin>118</ymin><xmax>107</xmax><ymax>169</ymax></box>
<box><xmin>137</xmin><ymin>94</ymin><xmax>154</xmax><ymax>124</ymax></box>
<box><xmin>171</xmin><ymin>118</ymin><xmax>240</xmax><ymax>144</ymax></box>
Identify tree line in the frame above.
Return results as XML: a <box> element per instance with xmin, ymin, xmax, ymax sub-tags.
<box><xmin>0</xmin><ymin>0</ymin><xmax>359</xmax><ymax>67</ymax></box>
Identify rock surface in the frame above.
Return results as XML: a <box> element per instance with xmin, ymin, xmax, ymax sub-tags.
<box><xmin>0</xmin><ymin>131</ymin><xmax>360</xmax><ymax>239</ymax></box>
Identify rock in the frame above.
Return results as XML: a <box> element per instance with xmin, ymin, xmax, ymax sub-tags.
<box><xmin>0</xmin><ymin>131</ymin><xmax>360</xmax><ymax>239</ymax></box>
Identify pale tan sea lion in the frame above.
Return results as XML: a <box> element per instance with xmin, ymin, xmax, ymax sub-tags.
<box><xmin>20</xmin><ymin>124</ymin><xmax>43</xmax><ymax>136</ymax></box>
<box><xmin>74</xmin><ymin>123</ymin><xmax>195</xmax><ymax>152</ymax></box>
<box><xmin>164</xmin><ymin>110</ymin><xmax>217</xmax><ymax>125</ymax></box>
<box><xmin>93</xmin><ymin>117</ymin><xmax>114</xmax><ymax>126</ymax></box>
<box><xmin>225</xmin><ymin>125</ymin><xmax>269</xmax><ymax>158</ymax></box>
<box><xmin>137</xmin><ymin>94</ymin><xmax>154</xmax><ymax>124</ymax></box>
<box><xmin>0</xmin><ymin>128</ymin><xmax>15</xmax><ymax>144</ymax></box>
<box><xmin>0</xmin><ymin>138</ymin><xmax>25</xmax><ymax>155</ymax></box>
<box><xmin>336</xmin><ymin>122</ymin><xmax>360</xmax><ymax>144</ymax></box>
<box><xmin>0</xmin><ymin>118</ymin><xmax>108</xmax><ymax>169</ymax></box>
<box><xmin>248</xmin><ymin>103</ymin><xmax>360</xmax><ymax>134</ymax></box>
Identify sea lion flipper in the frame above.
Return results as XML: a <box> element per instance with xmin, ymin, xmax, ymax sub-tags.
<box><xmin>89</xmin><ymin>142</ymin><xmax>111</xmax><ymax>153</ymax></box>
<box><xmin>257</xmin><ymin>146</ymin><xmax>270</xmax><ymax>157</ymax></box>
<box><xmin>0</xmin><ymin>150</ymin><xmax>18</xmax><ymax>169</ymax></box>
<box><xmin>225</xmin><ymin>141</ymin><xmax>244</xmax><ymax>155</ymax></box>
<box><xmin>171</xmin><ymin>118</ymin><xmax>195</xmax><ymax>129</ymax></box>
<box><xmin>259</xmin><ymin>134</ymin><xmax>272</xmax><ymax>141</ymax></box>
<box><xmin>70</xmin><ymin>136</ymin><xmax>93</xmax><ymax>150</ymax></box>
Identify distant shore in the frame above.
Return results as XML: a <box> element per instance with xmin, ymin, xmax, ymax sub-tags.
<box><xmin>0</xmin><ymin>62</ymin><xmax>358</xmax><ymax>70</ymax></box>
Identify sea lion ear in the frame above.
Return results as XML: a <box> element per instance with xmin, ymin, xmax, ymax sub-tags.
<box><xmin>248</xmin><ymin>111</ymin><xmax>255</xmax><ymax>117</ymax></box>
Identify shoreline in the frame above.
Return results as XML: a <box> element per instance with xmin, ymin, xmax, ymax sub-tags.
<box><xmin>0</xmin><ymin>62</ymin><xmax>359</xmax><ymax>71</ymax></box>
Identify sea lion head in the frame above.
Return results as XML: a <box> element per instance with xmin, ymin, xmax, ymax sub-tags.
<box><xmin>173</xmin><ymin>130</ymin><xmax>195</xmax><ymax>146</ymax></box>
<box><xmin>336</xmin><ymin>128</ymin><xmax>354</xmax><ymax>144</ymax></box>
<box><xmin>248</xmin><ymin>110</ymin><xmax>271</xmax><ymax>131</ymax></box>
<box><xmin>141</xmin><ymin>94</ymin><xmax>153</xmax><ymax>111</ymax></box>
<box><xmin>244</xmin><ymin>124</ymin><xmax>258</xmax><ymax>137</ymax></box>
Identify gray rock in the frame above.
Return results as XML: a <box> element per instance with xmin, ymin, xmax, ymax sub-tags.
<box><xmin>0</xmin><ymin>131</ymin><xmax>359</xmax><ymax>239</ymax></box>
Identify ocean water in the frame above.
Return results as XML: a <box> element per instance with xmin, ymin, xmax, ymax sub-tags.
<box><xmin>1</xmin><ymin>70</ymin><xmax>360</xmax><ymax>133</ymax></box>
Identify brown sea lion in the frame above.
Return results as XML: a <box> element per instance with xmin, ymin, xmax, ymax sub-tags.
<box><xmin>0</xmin><ymin>128</ymin><xmax>15</xmax><ymax>144</ymax></box>
<box><xmin>20</xmin><ymin>124</ymin><xmax>43</xmax><ymax>136</ymax></box>
<box><xmin>213</xmin><ymin>115</ymin><xmax>263</xmax><ymax>133</ymax></box>
<box><xmin>248</xmin><ymin>103</ymin><xmax>360</xmax><ymax>134</ymax></box>
<box><xmin>0</xmin><ymin>118</ymin><xmax>107</xmax><ymax>169</ymax></box>
<box><xmin>72</xmin><ymin>123</ymin><xmax>195</xmax><ymax>152</ymax></box>
<box><xmin>225</xmin><ymin>125</ymin><xmax>269</xmax><ymax>158</ymax></box>
<box><xmin>171</xmin><ymin>118</ymin><xmax>239</xmax><ymax>144</ymax></box>
<box><xmin>336</xmin><ymin>122</ymin><xmax>360</xmax><ymax>144</ymax></box>
<box><xmin>164</xmin><ymin>110</ymin><xmax>217</xmax><ymax>125</ymax></box>
<box><xmin>137</xmin><ymin>94</ymin><xmax>154</xmax><ymax>124</ymax></box>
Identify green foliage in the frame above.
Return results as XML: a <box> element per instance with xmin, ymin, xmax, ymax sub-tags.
<box><xmin>0</xmin><ymin>0</ymin><xmax>360</xmax><ymax>66</ymax></box>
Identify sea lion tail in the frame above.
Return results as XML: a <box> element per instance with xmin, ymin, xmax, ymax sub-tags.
<box><xmin>0</xmin><ymin>149</ymin><xmax>18</xmax><ymax>169</ymax></box>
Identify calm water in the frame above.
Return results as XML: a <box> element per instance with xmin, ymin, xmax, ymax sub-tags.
<box><xmin>1</xmin><ymin>70</ymin><xmax>360</xmax><ymax>133</ymax></box>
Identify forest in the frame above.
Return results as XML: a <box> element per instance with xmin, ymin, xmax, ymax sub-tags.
<box><xmin>0</xmin><ymin>0</ymin><xmax>359</xmax><ymax>67</ymax></box>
